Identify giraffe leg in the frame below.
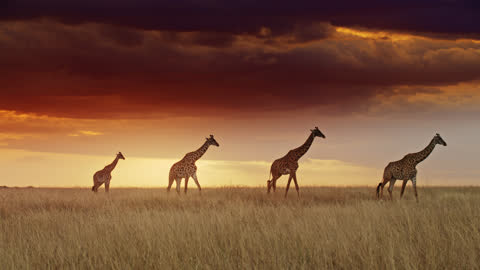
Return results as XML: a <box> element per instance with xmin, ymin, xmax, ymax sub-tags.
<box><xmin>92</xmin><ymin>177</ymin><xmax>99</xmax><ymax>192</ymax></box>
<box><xmin>267</xmin><ymin>175</ymin><xmax>280</xmax><ymax>194</ymax></box>
<box><xmin>105</xmin><ymin>181</ymin><xmax>110</xmax><ymax>193</ymax></box>
<box><xmin>387</xmin><ymin>179</ymin><xmax>396</xmax><ymax>201</ymax></box>
<box><xmin>284</xmin><ymin>174</ymin><xmax>293</xmax><ymax>198</ymax></box>
<box><xmin>192</xmin><ymin>172</ymin><xmax>202</xmax><ymax>193</ymax></box>
<box><xmin>292</xmin><ymin>172</ymin><xmax>300</xmax><ymax>197</ymax></box>
<box><xmin>184</xmin><ymin>176</ymin><xmax>189</xmax><ymax>194</ymax></box>
<box><xmin>93</xmin><ymin>181</ymin><xmax>103</xmax><ymax>193</ymax></box>
<box><xmin>380</xmin><ymin>178</ymin><xmax>389</xmax><ymax>199</ymax></box>
<box><xmin>412</xmin><ymin>176</ymin><xmax>418</xmax><ymax>203</ymax></box>
<box><xmin>272</xmin><ymin>176</ymin><xmax>280</xmax><ymax>193</ymax></box>
<box><xmin>98</xmin><ymin>182</ymin><xmax>104</xmax><ymax>192</ymax></box>
<box><xmin>175</xmin><ymin>178</ymin><xmax>181</xmax><ymax>194</ymax></box>
<box><xmin>167</xmin><ymin>176</ymin><xmax>174</xmax><ymax>192</ymax></box>
<box><xmin>400</xmin><ymin>180</ymin><xmax>408</xmax><ymax>199</ymax></box>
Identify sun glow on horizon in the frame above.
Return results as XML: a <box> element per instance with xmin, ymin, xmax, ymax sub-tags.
<box><xmin>0</xmin><ymin>148</ymin><xmax>475</xmax><ymax>188</ymax></box>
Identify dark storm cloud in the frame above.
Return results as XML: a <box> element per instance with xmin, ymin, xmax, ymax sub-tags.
<box><xmin>99</xmin><ymin>24</ymin><xmax>145</xmax><ymax>47</ymax></box>
<box><xmin>1</xmin><ymin>0</ymin><xmax>479</xmax><ymax>39</ymax></box>
<box><xmin>1</xmin><ymin>20</ymin><xmax>480</xmax><ymax>118</ymax></box>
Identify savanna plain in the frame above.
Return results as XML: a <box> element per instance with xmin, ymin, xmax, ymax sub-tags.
<box><xmin>0</xmin><ymin>186</ymin><xmax>479</xmax><ymax>269</ymax></box>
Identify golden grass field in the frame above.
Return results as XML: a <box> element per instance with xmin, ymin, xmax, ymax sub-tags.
<box><xmin>0</xmin><ymin>186</ymin><xmax>479</xmax><ymax>269</ymax></box>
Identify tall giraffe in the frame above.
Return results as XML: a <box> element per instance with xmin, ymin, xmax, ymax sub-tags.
<box><xmin>267</xmin><ymin>127</ymin><xmax>326</xmax><ymax>197</ymax></box>
<box><xmin>168</xmin><ymin>135</ymin><xmax>219</xmax><ymax>194</ymax></box>
<box><xmin>376</xmin><ymin>133</ymin><xmax>447</xmax><ymax>202</ymax></box>
<box><xmin>92</xmin><ymin>152</ymin><xmax>125</xmax><ymax>193</ymax></box>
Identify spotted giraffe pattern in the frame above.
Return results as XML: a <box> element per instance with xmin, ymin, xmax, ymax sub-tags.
<box><xmin>92</xmin><ymin>152</ymin><xmax>125</xmax><ymax>192</ymax></box>
<box><xmin>267</xmin><ymin>127</ymin><xmax>326</xmax><ymax>197</ymax></box>
<box><xmin>168</xmin><ymin>135</ymin><xmax>219</xmax><ymax>194</ymax></box>
<box><xmin>377</xmin><ymin>134</ymin><xmax>447</xmax><ymax>202</ymax></box>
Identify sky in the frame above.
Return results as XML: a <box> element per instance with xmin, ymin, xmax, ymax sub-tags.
<box><xmin>0</xmin><ymin>1</ymin><xmax>479</xmax><ymax>187</ymax></box>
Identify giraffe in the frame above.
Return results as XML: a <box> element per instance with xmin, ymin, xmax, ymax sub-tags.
<box><xmin>92</xmin><ymin>152</ymin><xmax>125</xmax><ymax>193</ymax></box>
<box><xmin>167</xmin><ymin>135</ymin><xmax>219</xmax><ymax>194</ymax></box>
<box><xmin>376</xmin><ymin>133</ymin><xmax>447</xmax><ymax>202</ymax></box>
<box><xmin>267</xmin><ymin>127</ymin><xmax>326</xmax><ymax>198</ymax></box>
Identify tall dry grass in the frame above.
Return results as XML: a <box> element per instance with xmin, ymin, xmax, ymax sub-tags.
<box><xmin>0</xmin><ymin>186</ymin><xmax>479</xmax><ymax>269</ymax></box>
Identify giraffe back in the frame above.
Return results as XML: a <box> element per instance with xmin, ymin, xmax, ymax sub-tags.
<box><xmin>169</xmin><ymin>159</ymin><xmax>198</xmax><ymax>180</ymax></box>
<box><xmin>181</xmin><ymin>152</ymin><xmax>199</xmax><ymax>164</ymax></box>
<box><xmin>384</xmin><ymin>156</ymin><xmax>417</xmax><ymax>180</ymax></box>
<box><xmin>270</xmin><ymin>155</ymin><xmax>299</xmax><ymax>177</ymax></box>
<box><xmin>94</xmin><ymin>169</ymin><xmax>112</xmax><ymax>183</ymax></box>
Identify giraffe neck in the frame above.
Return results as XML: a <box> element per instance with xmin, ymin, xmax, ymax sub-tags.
<box><xmin>291</xmin><ymin>133</ymin><xmax>315</xmax><ymax>161</ymax></box>
<box><xmin>105</xmin><ymin>156</ymin><xmax>120</xmax><ymax>172</ymax></box>
<box><xmin>412</xmin><ymin>139</ymin><xmax>437</xmax><ymax>165</ymax></box>
<box><xmin>192</xmin><ymin>141</ymin><xmax>210</xmax><ymax>162</ymax></box>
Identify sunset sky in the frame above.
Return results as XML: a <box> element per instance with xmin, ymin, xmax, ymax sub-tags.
<box><xmin>1</xmin><ymin>1</ymin><xmax>479</xmax><ymax>187</ymax></box>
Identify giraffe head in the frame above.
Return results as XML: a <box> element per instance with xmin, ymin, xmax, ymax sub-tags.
<box><xmin>433</xmin><ymin>133</ymin><xmax>447</xmax><ymax>146</ymax></box>
<box><xmin>117</xmin><ymin>152</ymin><xmax>126</xmax><ymax>160</ymax></box>
<box><xmin>206</xmin><ymin>135</ymin><xmax>220</xmax><ymax>147</ymax></box>
<box><xmin>311</xmin><ymin>127</ymin><xmax>326</xmax><ymax>138</ymax></box>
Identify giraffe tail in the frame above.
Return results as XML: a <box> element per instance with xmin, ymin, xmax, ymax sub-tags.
<box><xmin>376</xmin><ymin>182</ymin><xmax>382</xmax><ymax>198</ymax></box>
<box><xmin>267</xmin><ymin>170</ymin><xmax>273</xmax><ymax>189</ymax></box>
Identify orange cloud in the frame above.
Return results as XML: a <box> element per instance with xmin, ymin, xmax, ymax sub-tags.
<box><xmin>70</xmin><ymin>130</ymin><xmax>104</xmax><ymax>137</ymax></box>
<box><xmin>368</xmin><ymin>82</ymin><xmax>480</xmax><ymax>117</ymax></box>
<box><xmin>335</xmin><ymin>26</ymin><xmax>414</xmax><ymax>41</ymax></box>
<box><xmin>2</xmin><ymin>20</ymin><xmax>480</xmax><ymax>120</ymax></box>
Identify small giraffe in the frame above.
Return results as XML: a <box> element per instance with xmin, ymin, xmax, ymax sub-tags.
<box><xmin>267</xmin><ymin>127</ymin><xmax>326</xmax><ymax>197</ymax></box>
<box><xmin>92</xmin><ymin>152</ymin><xmax>125</xmax><ymax>193</ymax></box>
<box><xmin>168</xmin><ymin>135</ymin><xmax>219</xmax><ymax>194</ymax></box>
<box><xmin>376</xmin><ymin>133</ymin><xmax>447</xmax><ymax>202</ymax></box>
